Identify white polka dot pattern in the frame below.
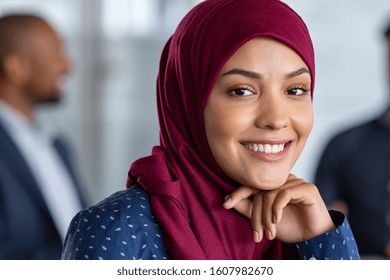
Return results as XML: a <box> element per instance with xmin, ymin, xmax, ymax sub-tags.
<box><xmin>61</xmin><ymin>185</ymin><xmax>169</xmax><ymax>260</ymax></box>
<box><xmin>292</xmin><ymin>211</ymin><xmax>360</xmax><ymax>260</ymax></box>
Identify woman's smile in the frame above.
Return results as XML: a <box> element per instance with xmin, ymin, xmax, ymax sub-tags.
<box><xmin>241</xmin><ymin>140</ymin><xmax>292</xmax><ymax>161</ymax></box>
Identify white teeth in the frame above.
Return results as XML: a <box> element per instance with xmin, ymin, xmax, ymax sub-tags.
<box><xmin>244</xmin><ymin>143</ymin><xmax>286</xmax><ymax>154</ymax></box>
<box><xmin>258</xmin><ymin>144</ymin><xmax>264</xmax><ymax>152</ymax></box>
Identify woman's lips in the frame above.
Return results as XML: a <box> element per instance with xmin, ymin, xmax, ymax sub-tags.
<box><xmin>241</xmin><ymin>141</ymin><xmax>292</xmax><ymax>161</ymax></box>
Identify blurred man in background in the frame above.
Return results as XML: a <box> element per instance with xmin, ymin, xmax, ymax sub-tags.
<box><xmin>0</xmin><ymin>14</ymin><xmax>87</xmax><ymax>259</ymax></box>
<box><xmin>314</xmin><ymin>20</ymin><xmax>390</xmax><ymax>259</ymax></box>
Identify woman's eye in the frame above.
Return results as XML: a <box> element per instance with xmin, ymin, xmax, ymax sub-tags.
<box><xmin>230</xmin><ymin>87</ymin><xmax>254</xmax><ymax>96</ymax></box>
<box><xmin>286</xmin><ymin>87</ymin><xmax>310</xmax><ymax>96</ymax></box>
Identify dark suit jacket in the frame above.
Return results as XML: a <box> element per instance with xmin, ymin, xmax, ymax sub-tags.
<box><xmin>0</xmin><ymin>121</ymin><xmax>87</xmax><ymax>259</ymax></box>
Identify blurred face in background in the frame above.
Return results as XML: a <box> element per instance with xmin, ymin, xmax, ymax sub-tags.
<box><xmin>204</xmin><ymin>37</ymin><xmax>313</xmax><ymax>190</ymax></box>
<box><xmin>23</xmin><ymin>21</ymin><xmax>72</xmax><ymax>104</ymax></box>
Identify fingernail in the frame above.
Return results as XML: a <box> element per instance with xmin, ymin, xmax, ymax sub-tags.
<box><xmin>265</xmin><ymin>229</ymin><xmax>273</xmax><ymax>240</ymax></box>
<box><xmin>253</xmin><ymin>230</ymin><xmax>260</xmax><ymax>243</ymax></box>
<box><xmin>223</xmin><ymin>196</ymin><xmax>231</xmax><ymax>207</ymax></box>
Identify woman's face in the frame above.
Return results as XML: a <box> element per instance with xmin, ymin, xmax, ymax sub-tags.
<box><xmin>204</xmin><ymin>37</ymin><xmax>313</xmax><ymax>190</ymax></box>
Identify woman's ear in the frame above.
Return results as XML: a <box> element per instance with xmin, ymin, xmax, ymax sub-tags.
<box><xmin>2</xmin><ymin>53</ymin><xmax>31</xmax><ymax>86</ymax></box>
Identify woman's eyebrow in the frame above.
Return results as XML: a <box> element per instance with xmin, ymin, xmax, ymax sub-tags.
<box><xmin>285</xmin><ymin>67</ymin><xmax>310</xmax><ymax>79</ymax></box>
<box><xmin>221</xmin><ymin>68</ymin><xmax>262</xmax><ymax>79</ymax></box>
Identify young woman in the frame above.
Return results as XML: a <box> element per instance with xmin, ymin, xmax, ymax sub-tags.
<box><xmin>62</xmin><ymin>0</ymin><xmax>360</xmax><ymax>260</ymax></box>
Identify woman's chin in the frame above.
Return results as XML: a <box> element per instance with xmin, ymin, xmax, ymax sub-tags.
<box><xmin>250</xmin><ymin>175</ymin><xmax>289</xmax><ymax>191</ymax></box>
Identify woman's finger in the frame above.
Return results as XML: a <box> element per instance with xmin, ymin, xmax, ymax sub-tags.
<box><xmin>272</xmin><ymin>182</ymin><xmax>314</xmax><ymax>223</ymax></box>
<box><xmin>251</xmin><ymin>194</ymin><xmax>264</xmax><ymax>242</ymax></box>
<box><xmin>272</xmin><ymin>187</ymin><xmax>294</xmax><ymax>225</ymax></box>
<box><xmin>262</xmin><ymin>190</ymin><xmax>277</xmax><ymax>240</ymax></box>
<box><xmin>232</xmin><ymin>198</ymin><xmax>253</xmax><ymax>219</ymax></box>
<box><xmin>223</xmin><ymin>186</ymin><xmax>257</xmax><ymax>209</ymax></box>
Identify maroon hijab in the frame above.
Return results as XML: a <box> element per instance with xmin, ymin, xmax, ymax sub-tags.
<box><xmin>127</xmin><ymin>0</ymin><xmax>315</xmax><ymax>259</ymax></box>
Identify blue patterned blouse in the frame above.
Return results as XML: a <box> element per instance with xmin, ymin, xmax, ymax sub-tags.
<box><xmin>62</xmin><ymin>185</ymin><xmax>360</xmax><ymax>260</ymax></box>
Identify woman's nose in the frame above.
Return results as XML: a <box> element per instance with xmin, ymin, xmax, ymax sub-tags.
<box><xmin>254</xmin><ymin>92</ymin><xmax>289</xmax><ymax>130</ymax></box>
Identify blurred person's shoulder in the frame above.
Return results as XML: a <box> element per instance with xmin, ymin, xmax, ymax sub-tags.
<box><xmin>327</xmin><ymin>115</ymin><xmax>382</xmax><ymax>149</ymax></box>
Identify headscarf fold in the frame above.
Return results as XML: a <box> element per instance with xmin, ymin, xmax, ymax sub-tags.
<box><xmin>127</xmin><ymin>0</ymin><xmax>315</xmax><ymax>259</ymax></box>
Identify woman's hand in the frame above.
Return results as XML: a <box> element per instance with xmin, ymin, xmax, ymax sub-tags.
<box><xmin>223</xmin><ymin>174</ymin><xmax>335</xmax><ymax>243</ymax></box>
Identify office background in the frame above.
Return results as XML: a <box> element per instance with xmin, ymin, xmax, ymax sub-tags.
<box><xmin>1</xmin><ymin>0</ymin><xmax>389</xmax><ymax>204</ymax></box>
